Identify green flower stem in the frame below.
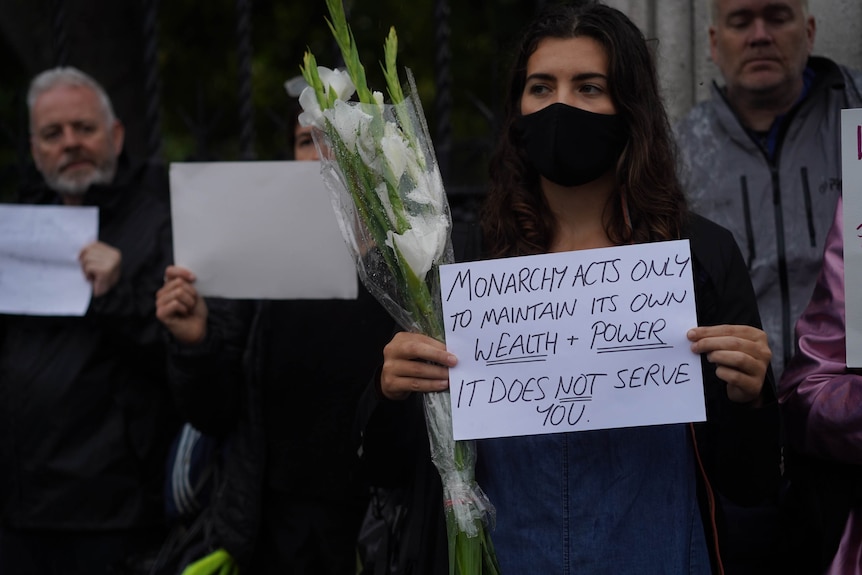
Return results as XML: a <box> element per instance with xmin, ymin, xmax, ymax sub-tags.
<box><xmin>324</xmin><ymin>0</ymin><xmax>373</xmax><ymax>104</ymax></box>
<box><xmin>330</xmin><ymin>124</ymin><xmax>391</xmax><ymax>233</ymax></box>
<box><xmin>328</xmin><ymin>123</ymin><xmax>431</xmax><ymax>325</ymax></box>
<box><xmin>400</xmin><ymin>260</ymin><xmax>442</xmax><ymax>338</ymax></box>
<box><xmin>382</xmin><ymin>31</ymin><xmax>426</xmax><ymax>170</ymax></box>
<box><xmin>331</xmin><ymin>131</ymin><xmax>401</xmax><ymax>266</ymax></box>
<box><xmin>482</xmin><ymin>526</ymin><xmax>502</xmax><ymax>573</ymax></box>
<box><xmin>300</xmin><ymin>52</ymin><xmax>327</xmax><ymax>110</ymax></box>
<box><xmin>453</xmin><ymin>528</ymin><xmax>482</xmax><ymax>574</ymax></box>
<box><xmin>438</xmin><ymin>441</ymin><xmax>499</xmax><ymax>575</ymax></box>
<box><xmin>382</xmin><ymin>28</ymin><xmax>405</xmax><ymax>105</ymax></box>
<box><xmin>380</xmin><ymin>174</ymin><xmax>410</xmax><ymax>234</ymax></box>
<box><xmin>364</xmin><ymin>107</ymin><xmax>411</xmax><ymax>234</ymax></box>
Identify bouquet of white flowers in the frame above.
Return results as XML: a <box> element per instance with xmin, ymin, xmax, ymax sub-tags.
<box><xmin>295</xmin><ymin>1</ymin><xmax>499</xmax><ymax>573</ymax></box>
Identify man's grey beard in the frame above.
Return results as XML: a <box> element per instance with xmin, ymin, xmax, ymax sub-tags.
<box><xmin>45</xmin><ymin>157</ymin><xmax>117</xmax><ymax>196</ymax></box>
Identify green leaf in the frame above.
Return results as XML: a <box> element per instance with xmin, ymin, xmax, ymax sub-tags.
<box><xmin>300</xmin><ymin>51</ymin><xmax>327</xmax><ymax>110</ymax></box>
<box><xmin>180</xmin><ymin>549</ymin><xmax>233</xmax><ymax>575</ymax></box>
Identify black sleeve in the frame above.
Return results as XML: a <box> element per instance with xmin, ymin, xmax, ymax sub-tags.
<box><xmin>354</xmin><ymin>342</ymin><xmax>432</xmax><ymax>487</ymax></box>
<box><xmin>689</xmin><ymin>215</ymin><xmax>781</xmax><ymax>506</ymax></box>
<box><xmin>87</xmin><ymin>199</ymin><xmax>173</xmax><ymax>347</ymax></box>
<box><xmin>354</xmin><ymin>362</ymin><xmax>451</xmax><ymax>575</ymax></box>
<box><xmin>167</xmin><ymin>299</ymin><xmax>255</xmax><ymax>437</ymax></box>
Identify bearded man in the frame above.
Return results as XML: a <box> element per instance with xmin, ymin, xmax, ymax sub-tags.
<box><xmin>0</xmin><ymin>67</ymin><xmax>177</xmax><ymax>574</ymax></box>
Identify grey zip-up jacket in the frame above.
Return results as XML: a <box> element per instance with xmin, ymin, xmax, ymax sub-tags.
<box><xmin>675</xmin><ymin>56</ymin><xmax>862</xmax><ymax>378</ymax></box>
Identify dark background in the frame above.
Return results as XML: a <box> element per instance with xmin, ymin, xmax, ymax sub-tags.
<box><xmin>0</xmin><ymin>0</ymin><xmax>556</xmax><ymax>210</ymax></box>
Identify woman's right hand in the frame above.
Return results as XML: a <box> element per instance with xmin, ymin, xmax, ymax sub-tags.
<box><xmin>380</xmin><ymin>331</ymin><xmax>458</xmax><ymax>400</ymax></box>
<box><xmin>155</xmin><ymin>265</ymin><xmax>208</xmax><ymax>345</ymax></box>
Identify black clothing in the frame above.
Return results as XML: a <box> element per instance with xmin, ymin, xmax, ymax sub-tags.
<box><xmin>0</xmin><ymin>155</ymin><xmax>176</xmax><ymax>532</ymax></box>
<box><xmin>0</xmin><ymin>525</ymin><xmax>164</xmax><ymax>575</ymax></box>
<box><xmin>167</xmin><ymin>284</ymin><xmax>396</xmax><ymax>572</ymax></box>
<box><xmin>686</xmin><ymin>215</ymin><xmax>781</xmax><ymax>575</ymax></box>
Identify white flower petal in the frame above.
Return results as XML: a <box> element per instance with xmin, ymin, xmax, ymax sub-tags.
<box><xmin>318</xmin><ymin>67</ymin><xmax>356</xmax><ymax>101</ymax></box>
<box><xmin>372</xmin><ymin>91</ymin><xmax>386</xmax><ymax>116</ymax></box>
<box><xmin>380</xmin><ymin>133</ymin><xmax>409</xmax><ymax>181</ymax></box>
<box><xmin>387</xmin><ymin>216</ymin><xmax>448</xmax><ymax>281</ymax></box>
<box><xmin>297</xmin><ymin>86</ymin><xmax>324</xmax><ymax>129</ymax></box>
<box><xmin>326</xmin><ymin>100</ymin><xmax>372</xmax><ymax>152</ymax></box>
<box><xmin>406</xmin><ymin>170</ymin><xmax>443</xmax><ymax>209</ymax></box>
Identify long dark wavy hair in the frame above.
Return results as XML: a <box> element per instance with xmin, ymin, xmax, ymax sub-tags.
<box><xmin>482</xmin><ymin>1</ymin><xmax>688</xmax><ymax>257</ymax></box>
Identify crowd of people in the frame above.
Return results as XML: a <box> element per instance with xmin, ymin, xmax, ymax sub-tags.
<box><xmin>1</xmin><ymin>0</ymin><xmax>861</xmax><ymax>574</ymax></box>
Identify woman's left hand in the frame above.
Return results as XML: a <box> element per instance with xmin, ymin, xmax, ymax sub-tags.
<box><xmin>687</xmin><ymin>324</ymin><xmax>772</xmax><ymax>405</ymax></box>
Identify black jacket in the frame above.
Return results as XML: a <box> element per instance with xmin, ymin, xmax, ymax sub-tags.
<box><xmin>167</xmin><ymin>286</ymin><xmax>396</xmax><ymax>571</ymax></box>
<box><xmin>357</xmin><ymin>214</ymin><xmax>781</xmax><ymax>575</ymax></box>
<box><xmin>0</xmin><ymin>155</ymin><xmax>176</xmax><ymax>530</ymax></box>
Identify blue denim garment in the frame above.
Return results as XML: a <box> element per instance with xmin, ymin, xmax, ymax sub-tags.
<box><xmin>477</xmin><ymin>424</ymin><xmax>710</xmax><ymax>574</ymax></box>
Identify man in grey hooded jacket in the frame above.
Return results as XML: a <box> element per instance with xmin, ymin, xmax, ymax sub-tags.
<box><xmin>675</xmin><ymin>0</ymin><xmax>862</xmax><ymax>378</ymax></box>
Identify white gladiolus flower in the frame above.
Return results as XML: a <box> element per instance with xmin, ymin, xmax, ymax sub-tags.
<box><xmin>404</xmin><ymin>143</ymin><xmax>431</xmax><ymax>190</ymax></box>
<box><xmin>386</xmin><ymin>215</ymin><xmax>448</xmax><ymax>281</ymax></box>
<box><xmin>407</xmin><ymin>169</ymin><xmax>445</xmax><ymax>213</ymax></box>
<box><xmin>326</xmin><ymin>100</ymin><xmax>379</xmax><ymax>167</ymax></box>
<box><xmin>295</xmin><ymin>67</ymin><xmax>356</xmax><ymax>129</ymax></box>
<box><xmin>326</xmin><ymin>99</ymin><xmax>373</xmax><ymax>154</ymax></box>
<box><xmin>319</xmin><ymin>66</ymin><xmax>356</xmax><ymax>101</ymax></box>
<box><xmin>380</xmin><ymin>131</ymin><xmax>410</xmax><ymax>182</ymax></box>
<box><xmin>297</xmin><ymin>86</ymin><xmax>324</xmax><ymax>129</ymax></box>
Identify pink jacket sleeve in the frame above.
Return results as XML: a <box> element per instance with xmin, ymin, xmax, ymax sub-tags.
<box><xmin>779</xmin><ymin>196</ymin><xmax>862</xmax><ymax>463</ymax></box>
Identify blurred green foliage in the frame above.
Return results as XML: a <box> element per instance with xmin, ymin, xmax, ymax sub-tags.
<box><xmin>0</xmin><ymin>0</ymin><xmax>546</xmax><ymax>201</ymax></box>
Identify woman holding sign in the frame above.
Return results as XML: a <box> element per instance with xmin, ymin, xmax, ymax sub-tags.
<box><xmin>370</xmin><ymin>2</ymin><xmax>781</xmax><ymax>574</ymax></box>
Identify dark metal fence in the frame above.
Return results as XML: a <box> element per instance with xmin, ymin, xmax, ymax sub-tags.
<box><xmin>0</xmin><ymin>1</ymin><xmax>553</xmax><ymax>211</ymax></box>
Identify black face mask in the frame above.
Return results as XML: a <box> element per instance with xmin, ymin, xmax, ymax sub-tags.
<box><xmin>514</xmin><ymin>102</ymin><xmax>628</xmax><ymax>187</ymax></box>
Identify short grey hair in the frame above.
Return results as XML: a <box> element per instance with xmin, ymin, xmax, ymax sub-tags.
<box><xmin>27</xmin><ymin>67</ymin><xmax>117</xmax><ymax>128</ymax></box>
<box><xmin>710</xmin><ymin>0</ymin><xmax>809</xmax><ymax>23</ymax></box>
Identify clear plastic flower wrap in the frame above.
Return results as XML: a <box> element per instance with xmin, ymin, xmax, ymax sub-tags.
<box><xmin>296</xmin><ymin>1</ymin><xmax>500</xmax><ymax>572</ymax></box>
<box><xmin>314</xmin><ymin>79</ymin><xmax>453</xmax><ymax>336</ymax></box>
<box><xmin>310</xmin><ymin>74</ymin><xmax>499</xmax><ymax>575</ymax></box>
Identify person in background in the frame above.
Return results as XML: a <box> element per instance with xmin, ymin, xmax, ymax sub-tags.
<box><xmin>364</xmin><ymin>2</ymin><xmax>782</xmax><ymax>573</ymax></box>
<box><xmin>0</xmin><ymin>66</ymin><xmax>176</xmax><ymax>574</ymax></box>
<box><xmin>779</xmin><ymin>197</ymin><xmax>862</xmax><ymax>574</ymax></box>
<box><xmin>285</xmin><ymin>74</ymin><xmax>321</xmax><ymax>162</ymax></box>
<box><xmin>155</xmin><ymin>96</ymin><xmax>396</xmax><ymax>574</ymax></box>
<box><xmin>291</xmin><ymin>109</ymin><xmax>318</xmax><ymax>161</ymax></box>
<box><xmin>675</xmin><ymin>0</ymin><xmax>862</xmax><ymax>378</ymax></box>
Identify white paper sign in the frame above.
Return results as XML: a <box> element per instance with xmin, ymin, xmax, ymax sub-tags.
<box><xmin>0</xmin><ymin>204</ymin><xmax>97</xmax><ymax>316</ymax></box>
<box><xmin>170</xmin><ymin>161</ymin><xmax>357</xmax><ymax>300</ymax></box>
<box><xmin>440</xmin><ymin>240</ymin><xmax>705</xmax><ymax>440</ymax></box>
<box><xmin>842</xmin><ymin>109</ymin><xmax>862</xmax><ymax>367</ymax></box>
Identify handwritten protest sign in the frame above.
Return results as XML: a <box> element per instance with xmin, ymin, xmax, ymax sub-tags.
<box><xmin>842</xmin><ymin>109</ymin><xmax>862</xmax><ymax>367</ymax></box>
<box><xmin>0</xmin><ymin>204</ymin><xmax>97</xmax><ymax>316</ymax></box>
<box><xmin>440</xmin><ymin>240</ymin><xmax>705</xmax><ymax>440</ymax></box>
